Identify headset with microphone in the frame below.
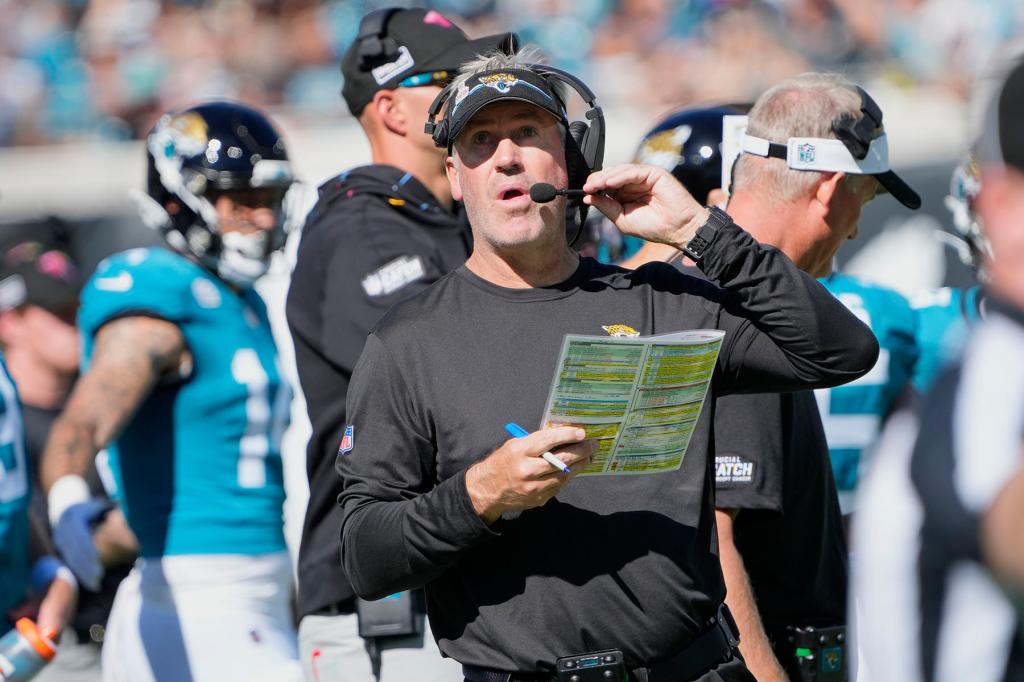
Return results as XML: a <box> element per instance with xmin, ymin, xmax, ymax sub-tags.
<box><xmin>425</xmin><ymin>63</ymin><xmax>606</xmax><ymax>245</ymax></box>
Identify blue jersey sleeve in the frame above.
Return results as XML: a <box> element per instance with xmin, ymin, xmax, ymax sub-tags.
<box><xmin>78</xmin><ymin>248</ymin><xmax>192</xmax><ymax>345</ymax></box>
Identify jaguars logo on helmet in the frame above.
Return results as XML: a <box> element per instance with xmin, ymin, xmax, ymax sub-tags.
<box><xmin>140</xmin><ymin>101</ymin><xmax>295</xmax><ymax>287</ymax></box>
<box><xmin>634</xmin><ymin>104</ymin><xmax>749</xmax><ymax>206</ymax></box>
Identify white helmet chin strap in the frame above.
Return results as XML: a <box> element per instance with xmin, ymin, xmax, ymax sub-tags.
<box><xmin>741</xmin><ymin>132</ymin><xmax>891</xmax><ymax>175</ymax></box>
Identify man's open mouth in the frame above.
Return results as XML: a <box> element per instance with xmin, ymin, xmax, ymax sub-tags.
<box><xmin>500</xmin><ymin>188</ymin><xmax>526</xmax><ymax>200</ymax></box>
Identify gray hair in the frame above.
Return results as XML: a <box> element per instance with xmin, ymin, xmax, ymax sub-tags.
<box><xmin>733</xmin><ymin>72</ymin><xmax>877</xmax><ymax>203</ymax></box>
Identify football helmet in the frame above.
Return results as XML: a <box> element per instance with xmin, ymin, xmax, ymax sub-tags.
<box><xmin>141</xmin><ymin>101</ymin><xmax>295</xmax><ymax>287</ymax></box>
<box><xmin>634</xmin><ymin>104</ymin><xmax>746</xmax><ymax>205</ymax></box>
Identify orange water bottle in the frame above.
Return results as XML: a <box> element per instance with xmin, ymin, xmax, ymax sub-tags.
<box><xmin>0</xmin><ymin>618</ymin><xmax>57</xmax><ymax>681</ymax></box>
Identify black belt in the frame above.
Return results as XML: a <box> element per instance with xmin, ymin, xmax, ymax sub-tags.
<box><xmin>463</xmin><ymin>604</ymin><xmax>740</xmax><ymax>682</ymax></box>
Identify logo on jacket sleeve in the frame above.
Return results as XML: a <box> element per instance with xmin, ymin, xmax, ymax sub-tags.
<box><xmin>715</xmin><ymin>455</ymin><xmax>754</xmax><ymax>484</ymax></box>
<box><xmin>361</xmin><ymin>255</ymin><xmax>426</xmax><ymax>297</ymax></box>
<box><xmin>338</xmin><ymin>426</ymin><xmax>354</xmax><ymax>455</ymax></box>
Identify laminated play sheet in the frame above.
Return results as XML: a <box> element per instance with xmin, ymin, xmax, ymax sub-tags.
<box><xmin>540</xmin><ymin>329</ymin><xmax>725</xmax><ymax>475</ymax></box>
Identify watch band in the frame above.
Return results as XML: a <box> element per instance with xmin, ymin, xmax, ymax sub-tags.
<box><xmin>682</xmin><ymin>206</ymin><xmax>732</xmax><ymax>263</ymax></box>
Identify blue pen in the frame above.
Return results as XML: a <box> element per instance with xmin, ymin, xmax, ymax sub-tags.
<box><xmin>504</xmin><ymin>422</ymin><xmax>572</xmax><ymax>474</ymax></box>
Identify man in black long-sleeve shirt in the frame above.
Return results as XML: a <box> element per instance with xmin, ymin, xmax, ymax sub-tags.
<box><xmin>337</xmin><ymin>49</ymin><xmax>878</xmax><ymax>682</ymax></box>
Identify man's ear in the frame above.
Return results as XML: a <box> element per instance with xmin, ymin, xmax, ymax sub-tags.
<box><xmin>815</xmin><ymin>171</ymin><xmax>845</xmax><ymax>214</ymax></box>
<box><xmin>445</xmin><ymin>153</ymin><xmax>463</xmax><ymax>202</ymax></box>
<box><xmin>371</xmin><ymin>89</ymin><xmax>404</xmax><ymax>136</ymax></box>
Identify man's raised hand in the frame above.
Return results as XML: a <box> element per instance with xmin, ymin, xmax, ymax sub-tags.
<box><xmin>583</xmin><ymin>164</ymin><xmax>711</xmax><ymax>250</ymax></box>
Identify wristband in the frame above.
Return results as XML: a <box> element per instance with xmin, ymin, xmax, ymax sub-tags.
<box><xmin>55</xmin><ymin>566</ymin><xmax>79</xmax><ymax>593</ymax></box>
<box><xmin>47</xmin><ymin>474</ymin><xmax>91</xmax><ymax>527</ymax></box>
<box><xmin>30</xmin><ymin>557</ymin><xmax>78</xmax><ymax>594</ymax></box>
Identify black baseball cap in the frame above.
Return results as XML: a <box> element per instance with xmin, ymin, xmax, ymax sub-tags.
<box><xmin>976</xmin><ymin>58</ymin><xmax>1024</xmax><ymax>173</ymax></box>
<box><xmin>341</xmin><ymin>8</ymin><xmax>518</xmax><ymax>117</ymax></box>
<box><xmin>441</xmin><ymin>67</ymin><xmax>567</xmax><ymax>147</ymax></box>
<box><xmin>0</xmin><ymin>240</ymin><xmax>82</xmax><ymax>315</ymax></box>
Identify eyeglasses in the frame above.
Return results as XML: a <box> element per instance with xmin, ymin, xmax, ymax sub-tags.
<box><xmin>397</xmin><ymin>71</ymin><xmax>451</xmax><ymax>89</ymax></box>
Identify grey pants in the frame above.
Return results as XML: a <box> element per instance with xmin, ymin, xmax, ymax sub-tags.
<box><xmin>298</xmin><ymin>612</ymin><xmax>462</xmax><ymax>682</ymax></box>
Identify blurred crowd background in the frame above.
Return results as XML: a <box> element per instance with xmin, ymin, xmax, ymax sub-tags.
<box><xmin>1</xmin><ymin>0</ymin><xmax>1020</xmax><ymax>147</ymax></box>
<box><xmin>3</xmin><ymin>0</ymin><xmax>1021</xmax><ymax>293</ymax></box>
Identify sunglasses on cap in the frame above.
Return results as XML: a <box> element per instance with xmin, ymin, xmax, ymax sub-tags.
<box><xmin>396</xmin><ymin>71</ymin><xmax>452</xmax><ymax>89</ymax></box>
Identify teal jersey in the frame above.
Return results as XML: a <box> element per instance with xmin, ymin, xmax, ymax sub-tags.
<box><xmin>815</xmin><ymin>274</ymin><xmax>918</xmax><ymax>510</ymax></box>
<box><xmin>79</xmin><ymin>247</ymin><xmax>288</xmax><ymax>558</ymax></box>
<box><xmin>0</xmin><ymin>353</ymin><xmax>30</xmax><ymax>621</ymax></box>
<box><xmin>910</xmin><ymin>285</ymin><xmax>984</xmax><ymax>394</ymax></box>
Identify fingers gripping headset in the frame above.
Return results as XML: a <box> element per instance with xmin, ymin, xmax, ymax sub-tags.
<box><xmin>424</xmin><ymin>64</ymin><xmax>606</xmax><ymax>244</ymax></box>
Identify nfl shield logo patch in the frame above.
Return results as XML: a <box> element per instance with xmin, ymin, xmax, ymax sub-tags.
<box><xmin>339</xmin><ymin>426</ymin><xmax>354</xmax><ymax>455</ymax></box>
<box><xmin>797</xmin><ymin>143</ymin><xmax>816</xmax><ymax>164</ymax></box>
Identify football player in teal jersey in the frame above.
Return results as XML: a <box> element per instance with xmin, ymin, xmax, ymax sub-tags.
<box><xmin>910</xmin><ymin>156</ymin><xmax>989</xmax><ymax>394</ymax></box>
<box><xmin>39</xmin><ymin>101</ymin><xmax>302</xmax><ymax>682</ymax></box>
<box><xmin>0</xmin><ymin>351</ymin><xmax>77</xmax><ymax>642</ymax></box>
<box><xmin>816</xmin><ymin>273</ymin><xmax>918</xmax><ymax>516</ymax></box>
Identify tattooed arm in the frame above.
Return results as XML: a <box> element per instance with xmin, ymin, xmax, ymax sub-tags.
<box><xmin>41</xmin><ymin>316</ymin><xmax>189</xmax><ymax>492</ymax></box>
<box><xmin>40</xmin><ymin>316</ymin><xmax>189</xmax><ymax>585</ymax></box>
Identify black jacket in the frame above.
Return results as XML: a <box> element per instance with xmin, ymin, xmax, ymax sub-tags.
<box><xmin>286</xmin><ymin>164</ymin><xmax>471</xmax><ymax>618</ymax></box>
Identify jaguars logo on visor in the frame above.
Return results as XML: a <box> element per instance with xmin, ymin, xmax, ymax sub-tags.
<box><xmin>479</xmin><ymin>73</ymin><xmax>519</xmax><ymax>93</ymax></box>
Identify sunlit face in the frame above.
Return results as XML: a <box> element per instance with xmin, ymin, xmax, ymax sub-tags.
<box><xmin>446</xmin><ymin>101</ymin><xmax>569</xmax><ymax>250</ymax></box>
<box><xmin>805</xmin><ymin>175</ymin><xmax>879</xmax><ymax>277</ymax></box>
<box><xmin>18</xmin><ymin>304</ymin><xmax>79</xmax><ymax>374</ymax></box>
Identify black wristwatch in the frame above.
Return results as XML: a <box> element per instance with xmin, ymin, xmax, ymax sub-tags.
<box><xmin>682</xmin><ymin>206</ymin><xmax>732</xmax><ymax>263</ymax></box>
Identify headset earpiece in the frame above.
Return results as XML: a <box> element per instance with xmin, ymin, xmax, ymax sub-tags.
<box><xmin>355</xmin><ymin>9</ymin><xmax>401</xmax><ymax>71</ymax></box>
<box><xmin>566</xmin><ymin>121</ymin><xmax>590</xmax><ymax>191</ymax></box>
<box><xmin>425</xmin><ymin>84</ymin><xmax>455</xmax><ymax>148</ymax></box>
<box><xmin>532</xmin><ymin>64</ymin><xmax>605</xmax><ymax>186</ymax></box>
<box><xmin>832</xmin><ymin>86</ymin><xmax>883</xmax><ymax>161</ymax></box>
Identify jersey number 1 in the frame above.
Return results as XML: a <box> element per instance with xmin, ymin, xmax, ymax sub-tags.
<box><xmin>232</xmin><ymin>348</ymin><xmax>289</xmax><ymax>489</ymax></box>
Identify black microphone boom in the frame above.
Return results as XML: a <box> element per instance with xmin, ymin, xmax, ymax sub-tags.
<box><xmin>529</xmin><ymin>183</ymin><xmax>587</xmax><ymax>203</ymax></box>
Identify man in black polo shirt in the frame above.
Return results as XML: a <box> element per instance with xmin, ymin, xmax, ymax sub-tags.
<box><xmin>336</xmin><ymin>47</ymin><xmax>879</xmax><ymax>682</ymax></box>
<box><xmin>286</xmin><ymin>8</ymin><xmax>515</xmax><ymax>681</ymax></box>
<box><xmin>701</xmin><ymin>73</ymin><xmax>920</xmax><ymax>681</ymax></box>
